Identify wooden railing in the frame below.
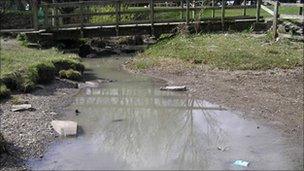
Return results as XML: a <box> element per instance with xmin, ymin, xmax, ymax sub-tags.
<box><xmin>261</xmin><ymin>0</ymin><xmax>304</xmax><ymax>39</ymax></box>
<box><xmin>31</xmin><ymin>0</ymin><xmax>261</xmax><ymax>33</ymax></box>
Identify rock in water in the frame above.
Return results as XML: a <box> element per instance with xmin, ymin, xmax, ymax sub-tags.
<box><xmin>11</xmin><ymin>104</ymin><xmax>32</xmax><ymax>112</ymax></box>
<box><xmin>51</xmin><ymin>120</ymin><xmax>77</xmax><ymax>136</ymax></box>
<box><xmin>160</xmin><ymin>86</ymin><xmax>187</xmax><ymax>91</ymax></box>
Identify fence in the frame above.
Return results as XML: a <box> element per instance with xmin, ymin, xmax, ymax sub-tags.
<box><xmin>261</xmin><ymin>0</ymin><xmax>304</xmax><ymax>39</ymax></box>
<box><xmin>30</xmin><ymin>0</ymin><xmax>261</xmax><ymax>32</ymax></box>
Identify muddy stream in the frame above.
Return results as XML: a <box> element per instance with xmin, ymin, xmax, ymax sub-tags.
<box><xmin>29</xmin><ymin>55</ymin><xmax>297</xmax><ymax>170</ymax></box>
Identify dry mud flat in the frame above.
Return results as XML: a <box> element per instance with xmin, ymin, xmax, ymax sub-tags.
<box><xmin>128</xmin><ymin>62</ymin><xmax>303</xmax><ymax>143</ymax></box>
<box><xmin>0</xmin><ymin>79</ymin><xmax>79</xmax><ymax>170</ymax></box>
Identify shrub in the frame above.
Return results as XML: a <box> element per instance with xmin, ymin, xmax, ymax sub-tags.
<box><xmin>30</xmin><ymin>62</ymin><xmax>55</xmax><ymax>84</ymax></box>
<box><xmin>1</xmin><ymin>72</ymin><xmax>20</xmax><ymax>90</ymax></box>
<box><xmin>0</xmin><ymin>83</ymin><xmax>11</xmax><ymax>99</ymax></box>
<box><xmin>59</xmin><ymin>69</ymin><xmax>82</xmax><ymax>81</ymax></box>
<box><xmin>52</xmin><ymin>59</ymin><xmax>85</xmax><ymax>74</ymax></box>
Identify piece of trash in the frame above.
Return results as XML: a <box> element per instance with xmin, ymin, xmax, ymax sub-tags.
<box><xmin>217</xmin><ymin>146</ymin><xmax>229</xmax><ymax>151</ymax></box>
<box><xmin>11</xmin><ymin>104</ymin><xmax>33</xmax><ymax>112</ymax></box>
<box><xmin>233</xmin><ymin>160</ymin><xmax>250</xmax><ymax>167</ymax></box>
<box><xmin>51</xmin><ymin>120</ymin><xmax>78</xmax><ymax>136</ymax></box>
<box><xmin>112</xmin><ymin>119</ymin><xmax>124</xmax><ymax>122</ymax></box>
<box><xmin>160</xmin><ymin>86</ymin><xmax>187</xmax><ymax>91</ymax></box>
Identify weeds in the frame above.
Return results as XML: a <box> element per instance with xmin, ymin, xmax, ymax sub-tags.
<box><xmin>132</xmin><ymin>33</ymin><xmax>303</xmax><ymax>70</ymax></box>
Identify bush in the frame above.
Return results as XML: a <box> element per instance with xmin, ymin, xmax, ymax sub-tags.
<box><xmin>30</xmin><ymin>62</ymin><xmax>55</xmax><ymax>84</ymax></box>
<box><xmin>59</xmin><ymin>69</ymin><xmax>82</xmax><ymax>81</ymax></box>
<box><xmin>1</xmin><ymin>72</ymin><xmax>20</xmax><ymax>90</ymax></box>
<box><xmin>0</xmin><ymin>83</ymin><xmax>11</xmax><ymax>99</ymax></box>
<box><xmin>52</xmin><ymin>59</ymin><xmax>85</xmax><ymax>74</ymax></box>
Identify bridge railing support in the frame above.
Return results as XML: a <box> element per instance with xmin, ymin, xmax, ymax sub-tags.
<box><xmin>256</xmin><ymin>0</ymin><xmax>261</xmax><ymax>22</ymax></box>
<box><xmin>32</xmin><ymin>0</ymin><xmax>38</xmax><ymax>31</ymax></box>
<box><xmin>221</xmin><ymin>0</ymin><xmax>226</xmax><ymax>31</ymax></box>
<box><xmin>150</xmin><ymin>0</ymin><xmax>155</xmax><ymax>36</ymax></box>
<box><xmin>116</xmin><ymin>0</ymin><xmax>121</xmax><ymax>36</ymax></box>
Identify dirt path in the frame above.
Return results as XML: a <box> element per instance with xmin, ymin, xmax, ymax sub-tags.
<box><xmin>0</xmin><ymin>79</ymin><xmax>79</xmax><ymax>170</ymax></box>
<box><xmin>126</xmin><ymin>61</ymin><xmax>303</xmax><ymax>145</ymax></box>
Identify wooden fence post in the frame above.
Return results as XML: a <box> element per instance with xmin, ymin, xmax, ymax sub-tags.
<box><xmin>32</xmin><ymin>0</ymin><xmax>38</xmax><ymax>30</ymax></box>
<box><xmin>180</xmin><ymin>0</ymin><xmax>184</xmax><ymax>20</ymax></box>
<box><xmin>150</xmin><ymin>0</ymin><xmax>155</xmax><ymax>36</ymax></box>
<box><xmin>116</xmin><ymin>0</ymin><xmax>121</xmax><ymax>36</ymax></box>
<box><xmin>256</xmin><ymin>0</ymin><xmax>261</xmax><ymax>22</ymax></box>
<box><xmin>243</xmin><ymin>0</ymin><xmax>247</xmax><ymax>16</ymax></box>
<box><xmin>221</xmin><ymin>0</ymin><xmax>225</xmax><ymax>31</ymax></box>
<box><xmin>44</xmin><ymin>4</ymin><xmax>49</xmax><ymax>30</ymax></box>
<box><xmin>80</xmin><ymin>2</ymin><xmax>84</xmax><ymax>38</ymax></box>
<box><xmin>273</xmin><ymin>1</ymin><xmax>279</xmax><ymax>39</ymax></box>
<box><xmin>212</xmin><ymin>0</ymin><xmax>215</xmax><ymax>18</ymax></box>
<box><xmin>186</xmin><ymin>0</ymin><xmax>190</xmax><ymax>25</ymax></box>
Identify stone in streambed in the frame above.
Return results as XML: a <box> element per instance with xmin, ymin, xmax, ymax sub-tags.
<box><xmin>51</xmin><ymin>120</ymin><xmax>77</xmax><ymax>136</ymax></box>
<box><xmin>11</xmin><ymin>104</ymin><xmax>33</xmax><ymax>112</ymax></box>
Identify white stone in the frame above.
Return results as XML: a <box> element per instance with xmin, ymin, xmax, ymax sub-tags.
<box><xmin>11</xmin><ymin>104</ymin><xmax>32</xmax><ymax>112</ymax></box>
<box><xmin>51</xmin><ymin>120</ymin><xmax>77</xmax><ymax>136</ymax></box>
<box><xmin>160</xmin><ymin>86</ymin><xmax>187</xmax><ymax>91</ymax></box>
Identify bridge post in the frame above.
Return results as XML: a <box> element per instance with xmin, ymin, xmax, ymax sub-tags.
<box><xmin>243</xmin><ymin>0</ymin><xmax>247</xmax><ymax>16</ymax></box>
<box><xmin>273</xmin><ymin>1</ymin><xmax>279</xmax><ymax>39</ymax></box>
<box><xmin>186</xmin><ymin>0</ymin><xmax>190</xmax><ymax>25</ymax></box>
<box><xmin>150</xmin><ymin>0</ymin><xmax>155</xmax><ymax>36</ymax></box>
<box><xmin>212</xmin><ymin>0</ymin><xmax>215</xmax><ymax>18</ymax></box>
<box><xmin>221</xmin><ymin>0</ymin><xmax>225</xmax><ymax>31</ymax></box>
<box><xmin>256</xmin><ymin>0</ymin><xmax>261</xmax><ymax>22</ymax></box>
<box><xmin>32</xmin><ymin>0</ymin><xmax>38</xmax><ymax>30</ymax></box>
<box><xmin>80</xmin><ymin>1</ymin><xmax>84</xmax><ymax>38</ymax></box>
<box><xmin>116</xmin><ymin>0</ymin><xmax>121</xmax><ymax>36</ymax></box>
<box><xmin>44</xmin><ymin>4</ymin><xmax>49</xmax><ymax>30</ymax></box>
<box><xmin>180</xmin><ymin>0</ymin><xmax>184</xmax><ymax>20</ymax></box>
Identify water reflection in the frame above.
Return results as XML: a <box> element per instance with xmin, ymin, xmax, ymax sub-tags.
<box><xmin>29</xmin><ymin>57</ymin><xmax>294</xmax><ymax>170</ymax></box>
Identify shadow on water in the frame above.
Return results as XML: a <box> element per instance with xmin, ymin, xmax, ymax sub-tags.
<box><xmin>28</xmin><ymin>55</ymin><xmax>300</xmax><ymax>170</ymax></box>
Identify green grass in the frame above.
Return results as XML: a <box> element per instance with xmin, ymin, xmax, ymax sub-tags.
<box><xmin>132</xmin><ymin>33</ymin><xmax>303</xmax><ymax>70</ymax></box>
<box><xmin>0</xmin><ymin>39</ymin><xmax>84</xmax><ymax>97</ymax></box>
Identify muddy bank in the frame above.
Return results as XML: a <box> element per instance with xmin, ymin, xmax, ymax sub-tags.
<box><xmin>0</xmin><ymin>79</ymin><xmax>79</xmax><ymax>170</ymax></box>
<box><xmin>125</xmin><ymin>61</ymin><xmax>304</xmax><ymax>144</ymax></box>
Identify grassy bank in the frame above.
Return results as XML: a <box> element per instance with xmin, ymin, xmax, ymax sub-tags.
<box><xmin>0</xmin><ymin>39</ymin><xmax>84</xmax><ymax>99</ymax></box>
<box><xmin>131</xmin><ymin>33</ymin><xmax>303</xmax><ymax>71</ymax></box>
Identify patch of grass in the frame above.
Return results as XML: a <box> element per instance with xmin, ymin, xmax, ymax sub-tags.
<box><xmin>59</xmin><ymin>69</ymin><xmax>82</xmax><ymax>81</ymax></box>
<box><xmin>0</xmin><ymin>39</ymin><xmax>84</xmax><ymax>95</ymax></box>
<box><xmin>132</xmin><ymin>33</ymin><xmax>303</xmax><ymax>70</ymax></box>
<box><xmin>0</xmin><ymin>83</ymin><xmax>10</xmax><ymax>99</ymax></box>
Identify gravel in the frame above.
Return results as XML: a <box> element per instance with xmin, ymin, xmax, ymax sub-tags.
<box><xmin>0</xmin><ymin>79</ymin><xmax>79</xmax><ymax>170</ymax></box>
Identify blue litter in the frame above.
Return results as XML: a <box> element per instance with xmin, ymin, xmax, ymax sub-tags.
<box><xmin>233</xmin><ymin>160</ymin><xmax>250</xmax><ymax>167</ymax></box>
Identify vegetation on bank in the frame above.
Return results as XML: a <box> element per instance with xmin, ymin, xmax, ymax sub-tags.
<box><xmin>132</xmin><ymin>33</ymin><xmax>303</xmax><ymax>70</ymax></box>
<box><xmin>0</xmin><ymin>39</ymin><xmax>84</xmax><ymax>99</ymax></box>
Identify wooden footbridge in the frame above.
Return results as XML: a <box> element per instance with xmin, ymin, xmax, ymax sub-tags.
<box><xmin>1</xmin><ymin>0</ymin><xmax>303</xmax><ymax>39</ymax></box>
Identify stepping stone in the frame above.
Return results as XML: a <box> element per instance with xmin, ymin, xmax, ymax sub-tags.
<box><xmin>11</xmin><ymin>104</ymin><xmax>32</xmax><ymax>112</ymax></box>
<box><xmin>160</xmin><ymin>86</ymin><xmax>187</xmax><ymax>91</ymax></box>
<box><xmin>51</xmin><ymin>120</ymin><xmax>77</xmax><ymax>136</ymax></box>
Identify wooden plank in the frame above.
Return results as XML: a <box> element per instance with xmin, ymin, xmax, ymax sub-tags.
<box><xmin>279</xmin><ymin>3</ymin><xmax>304</xmax><ymax>7</ymax></box>
<box><xmin>280</xmin><ymin>14</ymin><xmax>304</xmax><ymax>20</ymax></box>
<box><xmin>279</xmin><ymin>33</ymin><xmax>304</xmax><ymax>40</ymax></box>
<box><xmin>261</xmin><ymin>5</ymin><xmax>274</xmax><ymax>16</ymax></box>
